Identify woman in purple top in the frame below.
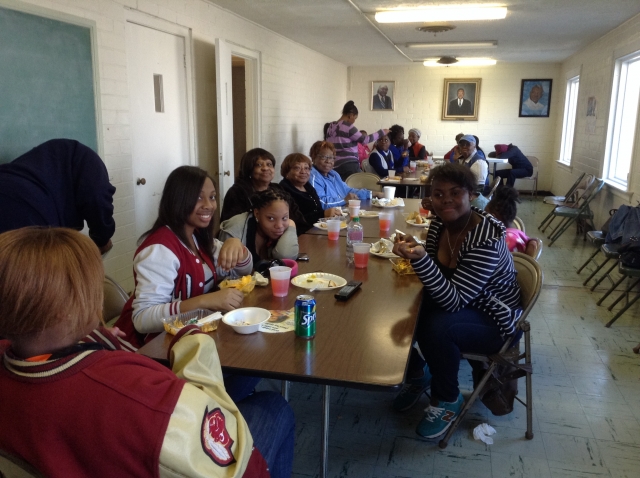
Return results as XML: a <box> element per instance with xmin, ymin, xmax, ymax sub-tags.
<box><xmin>324</xmin><ymin>101</ymin><xmax>388</xmax><ymax>180</ymax></box>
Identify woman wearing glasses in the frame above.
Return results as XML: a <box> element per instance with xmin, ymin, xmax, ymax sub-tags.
<box><xmin>279</xmin><ymin>153</ymin><xmax>342</xmax><ymax>234</ymax></box>
<box><xmin>324</xmin><ymin>101</ymin><xmax>389</xmax><ymax>180</ymax></box>
<box><xmin>220</xmin><ymin>148</ymin><xmax>284</xmax><ymax>222</ymax></box>
<box><xmin>309</xmin><ymin>141</ymin><xmax>383</xmax><ymax>210</ymax></box>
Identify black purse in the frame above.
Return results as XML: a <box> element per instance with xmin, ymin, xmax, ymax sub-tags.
<box><xmin>619</xmin><ymin>237</ymin><xmax>640</xmax><ymax>268</ymax></box>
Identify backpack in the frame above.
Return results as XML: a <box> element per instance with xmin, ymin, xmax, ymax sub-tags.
<box><xmin>619</xmin><ymin>237</ymin><xmax>640</xmax><ymax>268</ymax></box>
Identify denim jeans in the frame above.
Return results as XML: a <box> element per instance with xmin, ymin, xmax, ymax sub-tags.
<box><xmin>237</xmin><ymin>391</ymin><xmax>295</xmax><ymax>478</ymax></box>
<box><xmin>415</xmin><ymin>296</ymin><xmax>508</xmax><ymax>403</ymax></box>
<box><xmin>496</xmin><ymin>167</ymin><xmax>533</xmax><ymax>188</ymax></box>
<box><xmin>223</xmin><ymin>374</ymin><xmax>261</xmax><ymax>403</ymax></box>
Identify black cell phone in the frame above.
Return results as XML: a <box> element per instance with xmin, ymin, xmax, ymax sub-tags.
<box><xmin>335</xmin><ymin>281</ymin><xmax>362</xmax><ymax>301</ymax></box>
<box><xmin>297</xmin><ymin>253</ymin><xmax>309</xmax><ymax>261</ymax></box>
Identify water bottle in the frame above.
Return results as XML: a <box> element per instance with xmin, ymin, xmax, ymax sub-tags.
<box><xmin>346</xmin><ymin>217</ymin><xmax>363</xmax><ymax>264</ymax></box>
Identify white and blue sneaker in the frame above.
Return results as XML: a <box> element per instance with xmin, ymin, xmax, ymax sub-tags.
<box><xmin>415</xmin><ymin>393</ymin><xmax>464</xmax><ymax>439</ymax></box>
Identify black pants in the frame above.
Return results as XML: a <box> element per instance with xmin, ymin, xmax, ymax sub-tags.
<box><xmin>496</xmin><ymin>167</ymin><xmax>533</xmax><ymax>188</ymax></box>
<box><xmin>334</xmin><ymin>160</ymin><xmax>361</xmax><ymax>181</ymax></box>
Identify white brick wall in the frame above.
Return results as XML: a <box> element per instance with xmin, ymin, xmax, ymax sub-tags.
<box><xmin>14</xmin><ymin>0</ymin><xmax>348</xmax><ymax>289</ymax></box>
<box><xmin>553</xmin><ymin>13</ymin><xmax>640</xmax><ymax>228</ymax></box>
<box><xmin>349</xmin><ymin>63</ymin><xmax>562</xmax><ymax>192</ymax></box>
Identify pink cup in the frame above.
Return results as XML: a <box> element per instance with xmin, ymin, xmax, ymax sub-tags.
<box><xmin>353</xmin><ymin>243</ymin><xmax>370</xmax><ymax>269</ymax></box>
<box><xmin>269</xmin><ymin>266</ymin><xmax>291</xmax><ymax>297</ymax></box>
<box><xmin>379</xmin><ymin>212</ymin><xmax>393</xmax><ymax>231</ymax></box>
<box><xmin>327</xmin><ymin>219</ymin><xmax>341</xmax><ymax>240</ymax></box>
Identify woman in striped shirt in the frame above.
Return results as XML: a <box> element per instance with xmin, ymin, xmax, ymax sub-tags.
<box><xmin>392</xmin><ymin>163</ymin><xmax>522</xmax><ymax>439</ymax></box>
<box><xmin>324</xmin><ymin>100</ymin><xmax>388</xmax><ymax>180</ymax></box>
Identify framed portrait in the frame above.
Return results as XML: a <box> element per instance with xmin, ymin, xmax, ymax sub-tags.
<box><xmin>519</xmin><ymin>79</ymin><xmax>552</xmax><ymax>117</ymax></box>
<box><xmin>442</xmin><ymin>78</ymin><xmax>481</xmax><ymax>121</ymax></box>
<box><xmin>371</xmin><ymin>81</ymin><xmax>395</xmax><ymax>111</ymax></box>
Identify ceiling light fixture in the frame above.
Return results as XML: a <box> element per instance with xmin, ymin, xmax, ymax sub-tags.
<box><xmin>375</xmin><ymin>5</ymin><xmax>507</xmax><ymax>23</ymax></box>
<box><xmin>406</xmin><ymin>41</ymin><xmax>497</xmax><ymax>49</ymax></box>
<box><xmin>423</xmin><ymin>57</ymin><xmax>497</xmax><ymax>67</ymax></box>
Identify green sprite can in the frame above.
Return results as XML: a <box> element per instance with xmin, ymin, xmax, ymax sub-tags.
<box><xmin>295</xmin><ymin>294</ymin><xmax>316</xmax><ymax>339</ymax></box>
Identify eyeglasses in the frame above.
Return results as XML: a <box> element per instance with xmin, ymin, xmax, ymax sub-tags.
<box><xmin>317</xmin><ymin>155</ymin><xmax>335</xmax><ymax>162</ymax></box>
<box><xmin>290</xmin><ymin>165</ymin><xmax>311</xmax><ymax>172</ymax></box>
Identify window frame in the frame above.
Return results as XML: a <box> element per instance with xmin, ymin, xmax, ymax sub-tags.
<box><xmin>558</xmin><ymin>75</ymin><xmax>580</xmax><ymax>166</ymax></box>
<box><xmin>603</xmin><ymin>50</ymin><xmax>640</xmax><ymax>191</ymax></box>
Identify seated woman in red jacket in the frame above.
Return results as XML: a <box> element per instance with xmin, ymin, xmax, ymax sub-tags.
<box><xmin>0</xmin><ymin>227</ymin><xmax>294</xmax><ymax>478</ymax></box>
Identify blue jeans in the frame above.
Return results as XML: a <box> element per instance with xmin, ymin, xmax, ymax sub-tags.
<box><xmin>223</xmin><ymin>374</ymin><xmax>261</xmax><ymax>403</ymax></box>
<box><xmin>237</xmin><ymin>391</ymin><xmax>295</xmax><ymax>478</ymax></box>
<box><xmin>414</xmin><ymin>296</ymin><xmax>508</xmax><ymax>403</ymax></box>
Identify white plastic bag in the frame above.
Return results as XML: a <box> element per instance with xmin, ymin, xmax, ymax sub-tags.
<box><xmin>473</xmin><ymin>423</ymin><xmax>497</xmax><ymax>444</ymax></box>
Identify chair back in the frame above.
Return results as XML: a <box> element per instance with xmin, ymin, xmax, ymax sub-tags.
<box><xmin>103</xmin><ymin>275</ymin><xmax>129</xmax><ymax>325</ymax></box>
<box><xmin>512</xmin><ymin>252</ymin><xmax>543</xmax><ymax>319</ymax></box>
<box><xmin>526</xmin><ymin>156</ymin><xmax>539</xmax><ymax>179</ymax></box>
<box><xmin>485</xmin><ymin>178</ymin><xmax>501</xmax><ymax>200</ymax></box>
<box><xmin>530</xmin><ymin>237</ymin><xmax>543</xmax><ymax>261</ymax></box>
<box><xmin>564</xmin><ymin>171</ymin><xmax>586</xmax><ymax>200</ymax></box>
<box><xmin>569</xmin><ymin>174</ymin><xmax>596</xmax><ymax>205</ymax></box>
<box><xmin>573</xmin><ymin>178</ymin><xmax>604</xmax><ymax>211</ymax></box>
<box><xmin>361</xmin><ymin>159</ymin><xmax>376</xmax><ymax>174</ymax></box>
<box><xmin>345</xmin><ymin>172</ymin><xmax>381</xmax><ymax>192</ymax></box>
<box><xmin>513</xmin><ymin>216</ymin><xmax>526</xmax><ymax>233</ymax></box>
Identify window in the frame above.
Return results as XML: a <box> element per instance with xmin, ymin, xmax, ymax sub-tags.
<box><xmin>559</xmin><ymin>76</ymin><xmax>580</xmax><ymax>165</ymax></box>
<box><xmin>603</xmin><ymin>51</ymin><xmax>640</xmax><ymax>190</ymax></box>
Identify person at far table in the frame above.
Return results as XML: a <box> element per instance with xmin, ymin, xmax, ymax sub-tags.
<box><xmin>368</xmin><ymin>135</ymin><xmax>394</xmax><ymax>178</ymax></box>
<box><xmin>0</xmin><ymin>139</ymin><xmax>116</xmax><ymax>254</ymax></box>
<box><xmin>0</xmin><ymin>227</ymin><xmax>294</xmax><ymax>478</ymax></box>
<box><xmin>219</xmin><ymin>188</ymin><xmax>299</xmax><ymax>267</ymax></box>
<box><xmin>391</xmin><ymin>163</ymin><xmax>522</xmax><ymax>440</ymax></box>
<box><xmin>453</xmin><ymin>135</ymin><xmax>489</xmax><ymax>194</ymax></box>
<box><xmin>388</xmin><ymin>124</ymin><xmax>410</xmax><ymax>174</ymax></box>
<box><xmin>408</xmin><ymin>128</ymin><xmax>429</xmax><ymax>160</ymax></box>
<box><xmin>309</xmin><ymin>140</ymin><xmax>383</xmax><ymax>209</ymax></box>
<box><xmin>279</xmin><ymin>153</ymin><xmax>342</xmax><ymax>235</ymax></box>
<box><xmin>490</xmin><ymin>143</ymin><xmax>533</xmax><ymax>188</ymax></box>
<box><xmin>220</xmin><ymin>148</ymin><xmax>283</xmax><ymax>222</ymax></box>
<box><xmin>324</xmin><ymin>100</ymin><xmax>388</xmax><ymax>180</ymax></box>
<box><xmin>357</xmin><ymin>130</ymin><xmax>372</xmax><ymax>168</ymax></box>
<box><xmin>444</xmin><ymin>133</ymin><xmax>465</xmax><ymax>162</ymax></box>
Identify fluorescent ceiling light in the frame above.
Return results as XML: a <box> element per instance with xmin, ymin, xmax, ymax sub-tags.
<box><xmin>376</xmin><ymin>5</ymin><xmax>507</xmax><ymax>23</ymax></box>
<box><xmin>423</xmin><ymin>58</ymin><xmax>497</xmax><ymax>67</ymax></box>
<box><xmin>406</xmin><ymin>41</ymin><xmax>497</xmax><ymax>49</ymax></box>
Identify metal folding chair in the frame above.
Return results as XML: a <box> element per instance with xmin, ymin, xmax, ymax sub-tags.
<box><xmin>546</xmin><ymin>178</ymin><xmax>605</xmax><ymax>246</ymax></box>
<box><xmin>345</xmin><ymin>172</ymin><xmax>382</xmax><ymax>192</ymax></box>
<box><xmin>604</xmin><ymin>262</ymin><xmax>640</xmax><ymax>327</ymax></box>
<box><xmin>103</xmin><ymin>275</ymin><xmax>130</xmax><ymax>327</ymax></box>
<box><xmin>577</xmin><ymin>231</ymin><xmax>607</xmax><ymax>280</ymax></box>
<box><xmin>484</xmin><ymin>177</ymin><xmax>501</xmax><ymax>200</ymax></box>
<box><xmin>438</xmin><ymin>253</ymin><xmax>543</xmax><ymax>449</ymax></box>
<box><xmin>538</xmin><ymin>173</ymin><xmax>590</xmax><ymax>232</ymax></box>
<box><xmin>513</xmin><ymin>216</ymin><xmax>526</xmax><ymax>233</ymax></box>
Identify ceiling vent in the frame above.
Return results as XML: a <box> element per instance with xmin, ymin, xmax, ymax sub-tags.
<box><xmin>416</xmin><ymin>24</ymin><xmax>456</xmax><ymax>34</ymax></box>
<box><xmin>437</xmin><ymin>56</ymin><xmax>458</xmax><ymax>64</ymax></box>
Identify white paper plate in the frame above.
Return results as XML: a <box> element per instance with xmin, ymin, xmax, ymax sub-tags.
<box><xmin>291</xmin><ymin>273</ymin><xmax>347</xmax><ymax>290</ymax></box>
<box><xmin>369</xmin><ymin>239</ymin><xmax>398</xmax><ymax>258</ymax></box>
<box><xmin>359</xmin><ymin>210</ymin><xmax>379</xmax><ymax>218</ymax></box>
<box><xmin>313</xmin><ymin>221</ymin><xmax>348</xmax><ymax>231</ymax></box>
<box><xmin>403</xmin><ymin>178</ymin><xmax>420</xmax><ymax>181</ymax></box>
<box><xmin>406</xmin><ymin>219</ymin><xmax>430</xmax><ymax>228</ymax></box>
<box><xmin>371</xmin><ymin>198</ymin><xmax>405</xmax><ymax>208</ymax></box>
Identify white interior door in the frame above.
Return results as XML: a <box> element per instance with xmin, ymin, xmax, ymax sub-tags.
<box><xmin>127</xmin><ymin>21</ymin><xmax>191</xmax><ymax>239</ymax></box>
<box><xmin>215</xmin><ymin>38</ymin><xmax>235</xmax><ymax>199</ymax></box>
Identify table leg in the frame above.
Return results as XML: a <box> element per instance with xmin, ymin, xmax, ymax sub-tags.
<box><xmin>321</xmin><ymin>385</ymin><xmax>330</xmax><ymax>478</ymax></box>
<box><xmin>281</xmin><ymin>380</ymin><xmax>289</xmax><ymax>401</ymax></box>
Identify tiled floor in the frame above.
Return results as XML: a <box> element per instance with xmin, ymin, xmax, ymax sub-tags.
<box><xmin>258</xmin><ymin>198</ymin><xmax>640</xmax><ymax>478</ymax></box>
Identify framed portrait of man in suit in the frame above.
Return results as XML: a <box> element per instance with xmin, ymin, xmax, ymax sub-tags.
<box><xmin>371</xmin><ymin>81</ymin><xmax>395</xmax><ymax>111</ymax></box>
<box><xmin>442</xmin><ymin>78</ymin><xmax>481</xmax><ymax>121</ymax></box>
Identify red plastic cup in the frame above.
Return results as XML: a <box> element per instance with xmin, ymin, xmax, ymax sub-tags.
<box><xmin>327</xmin><ymin>219</ymin><xmax>341</xmax><ymax>240</ymax></box>
<box><xmin>353</xmin><ymin>243</ymin><xmax>370</xmax><ymax>269</ymax></box>
<box><xmin>379</xmin><ymin>212</ymin><xmax>393</xmax><ymax>231</ymax></box>
<box><xmin>269</xmin><ymin>266</ymin><xmax>291</xmax><ymax>297</ymax></box>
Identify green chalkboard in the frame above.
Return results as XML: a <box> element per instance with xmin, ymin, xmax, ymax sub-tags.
<box><xmin>0</xmin><ymin>7</ymin><xmax>97</xmax><ymax>163</ymax></box>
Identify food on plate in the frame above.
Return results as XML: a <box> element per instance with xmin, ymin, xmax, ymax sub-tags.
<box><xmin>163</xmin><ymin>311</ymin><xmax>222</xmax><ymax>335</ymax></box>
<box><xmin>370</xmin><ymin>238</ymin><xmax>395</xmax><ymax>255</ymax></box>
<box><xmin>420</xmin><ymin>175</ymin><xmax>428</xmax><ymax>183</ymax></box>
<box><xmin>218</xmin><ymin>275</ymin><xmax>256</xmax><ymax>294</ymax></box>
<box><xmin>318</xmin><ymin>221</ymin><xmax>347</xmax><ymax>229</ymax></box>
<box><xmin>328</xmin><ymin>280</ymin><xmax>338</xmax><ymax>287</ymax></box>
<box><xmin>390</xmin><ymin>258</ymin><xmax>415</xmax><ymax>275</ymax></box>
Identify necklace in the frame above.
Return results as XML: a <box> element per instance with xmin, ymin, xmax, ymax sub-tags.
<box><xmin>445</xmin><ymin>212</ymin><xmax>472</xmax><ymax>258</ymax></box>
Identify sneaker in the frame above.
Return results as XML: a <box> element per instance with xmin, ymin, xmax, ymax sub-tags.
<box><xmin>415</xmin><ymin>393</ymin><xmax>464</xmax><ymax>439</ymax></box>
<box><xmin>392</xmin><ymin>365</ymin><xmax>432</xmax><ymax>412</ymax></box>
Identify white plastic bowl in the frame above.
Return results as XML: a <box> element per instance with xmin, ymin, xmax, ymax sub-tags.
<box><xmin>222</xmin><ymin>307</ymin><xmax>271</xmax><ymax>334</ymax></box>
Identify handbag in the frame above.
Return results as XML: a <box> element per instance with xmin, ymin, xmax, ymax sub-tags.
<box><xmin>618</xmin><ymin>236</ymin><xmax>640</xmax><ymax>268</ymax></box>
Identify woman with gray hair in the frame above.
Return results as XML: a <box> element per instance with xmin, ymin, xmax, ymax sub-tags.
<box><xmin>408</xmin><ymin>128</ymin><xmax>429</xmax><ymax>159</ymax></box>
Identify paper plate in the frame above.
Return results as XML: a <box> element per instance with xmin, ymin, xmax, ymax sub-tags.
<box><xmin>370</xmin><ymin>239</ymin><xmax>398</xmax><ymax>258</ymax></box>
<box><xmin>314</xmin><ymin>221</ymin><xmax>348</xmax><ymax>230</ymax></box>
<box><xmin>359</xmin><ymin>210</ymin><xmax>379</xmax><ymax>218</ymax></box>
<box><xmin>371</xmin><ymin>198</ymin><xmax>405</xmax><ymax>208</ymax></box>
<box><xmin>406</xmin><ymin>218</ymin><xmax>430</xmax><ymax>228</ymax></box>
<box><xmin>291</xmin><ymin>273</ymin><xmax>347</xmax><ymax>290</ymax></box>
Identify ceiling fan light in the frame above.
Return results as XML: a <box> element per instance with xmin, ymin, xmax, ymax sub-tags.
<box><xmin>406</xmin><ymin>41</ymin><xmax>497</xmax><ymax>49</ymax></box>
<box><xmin>423</xmin><ymin>57</ymin><xmax>497</xmax><ymax>67</ymax></box>
<box><xmin>376</xmin><ymin>5</ymin><xmax>507</xmax><ymax>23</ymax></box>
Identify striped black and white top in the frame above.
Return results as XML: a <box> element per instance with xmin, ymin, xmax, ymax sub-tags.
<box><xmin>411</xmin><ymin>207</ymin><xmax>522</xmax><ymax>337</ymax></box>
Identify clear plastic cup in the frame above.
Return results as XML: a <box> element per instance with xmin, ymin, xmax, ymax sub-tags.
<box><xmin>388</xmin><ymin>170</ymin><xmax>396</xmax><ymax>178</ymax></box>
<box><xmin>353</xmin><ymin>243</ymin><xmax>370</xmax><ymax>269</ymax></box>
<box><xmin>348</xmin><ymin>199</ymin><xmax>361</xmax><ymax>207</ymax></box>
<box><xmin>348</xmin><ymin>206</ymin><xmax>360</xmax><ymax>218</ymax></box>
<box><xmin>383</xmin><ymin>186</ymin><xmax>396</xmax><ymax>199</ymax></box>
<box><xmin>379</xmin><ymin>212</ymin><xmax>393</xmax><ymax>231</ymax></box>
<box><xmin>410</xmin><ymin>161</ymin><xmax>417</xmax><ymax>172</ymax></box>
<box><xmin>326</xmin><ymin>219</ymin><xmax>341</xmax><ymax>240</ymax></box>
<box><xmin>269</xmin><ymin>266</ymin><xmax>292</xmax><ymax>297</ymax></box>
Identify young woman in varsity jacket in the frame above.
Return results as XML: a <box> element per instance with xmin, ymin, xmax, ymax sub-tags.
<box><xmin>392</xmin><ymin>163</ymin><xmax>522</xmax><ymax>440</ymax></box>
<box><xmin>0</xmin><ymin>228</ymin><xmax>294</xmax><ymax>478</ymax></box>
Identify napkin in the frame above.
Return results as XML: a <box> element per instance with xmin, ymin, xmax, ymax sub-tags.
<box><xmin>473</xmin><ymin>423</ymin><xmax>497</xmax><ymax>444</ymax></box>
